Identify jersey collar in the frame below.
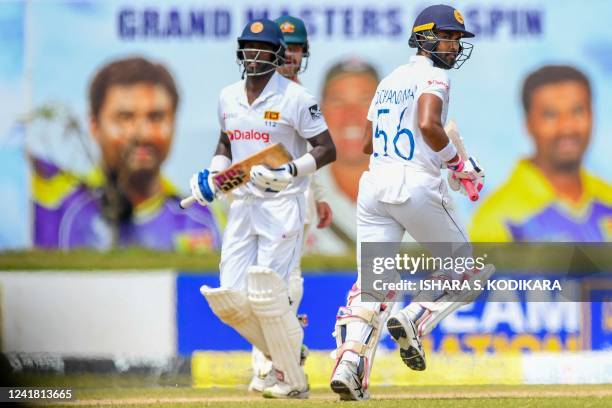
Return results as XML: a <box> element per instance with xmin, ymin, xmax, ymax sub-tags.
<box><xmin>409</xmin><ymin>55</ymin><xmax>434</xmax><ymax>66</ymax></box>
<box><xmin>239</xmin><ymin>71</ymin><xmax>282</xmax><ymax>108</ymax></box>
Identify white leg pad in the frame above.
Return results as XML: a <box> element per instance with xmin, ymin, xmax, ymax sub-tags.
<box><xmin>200</xmin><ymin>286</ymin><xmax>269</xmax><ymax>355</ymax></box>
<box><xmin>247</xmin><ymin>266</ymin><xmax>307</xmax><ymax>390</ymax></box>
<box><xmin>331</xmin><ymin>285</ymin><xmax>390</xmax><ymax>390</ymax></box>
<box><xmin>415</xmin><ymin>264</ymin><xmax>496</xmax><ymax>336</ymax></box>
<box><xmin>288</xmin><ymin>266</ymin><xmax>304</xmax><ymax>315</ymax></box>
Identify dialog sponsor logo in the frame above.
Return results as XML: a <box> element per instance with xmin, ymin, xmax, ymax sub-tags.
<box><xmin>227</xmin><ymin>129</ymin><xmax>270</xmax><ymax>143</ymax></box>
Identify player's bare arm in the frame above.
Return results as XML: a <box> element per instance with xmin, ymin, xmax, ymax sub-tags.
<box><xmin>362</xmin><ymin>120</ymin><xmax>373</xmax><ymax>154</ymax></box>
<box><xmin>214</xmin><ymin>130</ymin><xmax>232</xmax><ymax>160</ymax></box>
<box><xmin>418</xmin><ymin>93</ymin><xmax>484</xmax><ymax>191</ymax></box>
<box><xmin>250</xmin><ymin>131</ymin><xmax>336</xmax><ymax>193</ymax></box>
<box><xmin>417</xmin><ymin>93</ymin><xmax>453</xmax><ymax>154</ymax></box>
<box><xmin>307</xmin><ymin>130</ymin><xmax>336</xmax><ymax>168</ymax></box>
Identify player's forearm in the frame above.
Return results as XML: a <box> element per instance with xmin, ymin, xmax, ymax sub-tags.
<box><xmin>417</xmin><ymin>94</ymin><xmax>458</xmax><ymax>161</ymax></box>
<box><xmin>214</xmin><ymin>131</ymin><xmax>232</xmax><ymax>160</ymax></box>
<box><xmin>419</xmin><ymin>119</ymin><xmax>450</xmax><ymax>152</ymax></box>
<box><xmin>309</xmin><ymin>145</ymin><xmax>336</xmax><ymax>168</ymax></box>
<box><xmin>421</xmin><ymin>124</ymin><xmax>459</xmax><ymax>163</ymax></box>
<box><xmin>307</xmin><ymin>130</ymin><xmax>337</xmax><ymax>169</ymax></box>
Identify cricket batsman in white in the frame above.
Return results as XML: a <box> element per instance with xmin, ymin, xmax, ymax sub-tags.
<box><xmin>189</xmin><ymin>19</ymin><xmax>335</xmax><ymax>399</ymax></box>
<box><xmin>248</xmin><ymin>15</ymin><xmax>334</xmax><ymax>393</ymax></box>
<box><xmin>329</xmin><ymin>5</ymin><xmax>494</xmax><ymax>400</ymax></box>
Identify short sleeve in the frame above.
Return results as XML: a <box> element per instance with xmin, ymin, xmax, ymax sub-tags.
<box><xmin>294</xmin><ymin>90</ymin><xmax>328</xmax><ymax>139</ymax></box>
<box><xmin>217</xmin><ymin>93</ymin><xmax>225</xmax><ymax>131</ymax></box>
<box><xmin>366</xmin><ymin>94</ymin><xmax>377</xmax><ymax>122</ymax></box>
<box><xmin>420</xmin><ymin>69</ymin><xmax>450</xmax><ymax>102</ymax></box>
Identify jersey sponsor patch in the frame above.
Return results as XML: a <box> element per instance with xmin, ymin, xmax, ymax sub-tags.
<box><xmin>222</xmin><ymin>112</ymin><xmax>239</xmax><ymax>120</ymax></box>
<box><xmin>427</xmin><ymin>79</ymin><xmax>449</xmax><ymax>90</ymax></box>
<box><xmin>308</xmin><ymin>104</ymin><xmax>322</xmax><ymax>119</ymax></box>
<box><xmin>264</xmin><ymin>110</ymin><xmax>280</xmax><ymax>120</ymax></box>
<box><xmin>227</xmin><ymin>129</ymin><xmax>270</xmax><ymax>143</ymax></box>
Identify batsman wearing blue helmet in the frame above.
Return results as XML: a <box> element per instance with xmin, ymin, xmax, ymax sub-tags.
<box><xmin>189</xmin><ymin>19</ymin><xmax>336</xmax><ymax>399</ymax></box>
<box><xmin>247</xmin><ymin>15</ymin><xmax>335</xmax><ymax>394</ymax></box>
<box><xmin>330</xmin><ymin>5</ymin><xmax>494</xmax><ymax>401</ymax></box>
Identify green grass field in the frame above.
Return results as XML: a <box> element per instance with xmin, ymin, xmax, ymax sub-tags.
<box><xmin>10</xmin><ymin>376</ymin><xmax>612</xmax><ymax>407</ymax></box>
<box><xmin>43</xmin><ymin>384</ymin><xmax>612</xmax><ymax>407</ymax></box>
<box><xmin>0</xmin><ymin>249</ymin><xmax>356</xmax><ymax>271</ymax></box>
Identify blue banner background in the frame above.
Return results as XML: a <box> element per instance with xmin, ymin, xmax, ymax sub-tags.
<box><xmin>176</xmin><ymin>271</ymin><xmax>610</xmax><ymax>355</ymax></box>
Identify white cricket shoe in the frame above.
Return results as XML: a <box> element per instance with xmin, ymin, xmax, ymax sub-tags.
<box><xmin>387</xmin><ymin>311</ymin><xmax>426</xmax><ymax>371</ymax></box>
<box><xmin>249</xmin><ymin>345</ymin><xmax>309</xmax><ymax>393</ymax></box>
<box><xmin>262</xmin><ymin>379</ymin><xmax>309</xmax><ymax>399</ymax></box>
<box><xmin>248</xmin><ymin>374</ymin><xmax>265</xmax><ymax>393</ymax></box>
<box><xmin>248</xmin><ymin>369</ymin><xmax>276</xmax><ymax>393</ymax></box>
<box><xmin>330</xmin><ymin>360</ymin><xmax>370</xmax><ymax>401</ymax></box>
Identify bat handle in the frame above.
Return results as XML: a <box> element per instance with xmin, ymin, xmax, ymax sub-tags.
<box><xmin>179</xmin><ymin>196</ymin><xmax>198</xmax><ymax>209</ymax></box>
<box><xmin>461</xmin><ymin>179</ymin><xmax>479</xmax><ymax>202</ymax></box>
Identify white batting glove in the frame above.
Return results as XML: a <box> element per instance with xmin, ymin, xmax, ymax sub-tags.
<box><xmin>447</xmin><ymin>156</ymin><xmax>485</xmax><ymax>194</ymax></box>
<box><xmin>250</xmin><ymin>163</ymin><xmax>295</xmax><ymax>193</ymax></box>
<box><xmin>189</xmin><ymin>169</ymin><xmax>216</xmax><ymax>205</ymax></box>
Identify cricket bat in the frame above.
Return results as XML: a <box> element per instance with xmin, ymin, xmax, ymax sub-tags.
<box><xmin>180</xmin><ymin>143</ymin><xmax>292</xmax><ymax>209</ymax></box>
<box><xmin>444</xmin><ymin>120</ymin><xmax>480</xmax><ymax>202</ymax></box>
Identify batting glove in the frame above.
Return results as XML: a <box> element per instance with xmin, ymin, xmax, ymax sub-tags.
<box><xmin>250</xmin><ymin>163</ymin><xmax>295</xmax><ymax>193</ymax></box>
<box><xmin>447</xmin><ymin>156</ymin><xmax>485</xmax><ymax>194</ymax></box>
<box><xmin>189</xmin><ymin>168</ymin><xmax>216</xmax><ymax>205</ymax></box>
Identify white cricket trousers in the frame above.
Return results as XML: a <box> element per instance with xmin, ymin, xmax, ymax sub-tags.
<box><xmin>220</xmin><ymin>194</ymin><xmax>306</xmax><ymax>291</ymax></box>
<box><xmin>356</xmin><ymin>166</ymin><xmax>470</xmax><ymax>283</ymax></box>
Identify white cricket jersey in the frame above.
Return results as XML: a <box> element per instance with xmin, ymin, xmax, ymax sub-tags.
<box><xmin>367</xmin><ymin>55</ymin><xmax>450</xmax><ymax>177</ymax></box>
<box><xmin>218</xmin><ymin>72</ymin><xmax>328</xmax><ymax>198</ymax></box>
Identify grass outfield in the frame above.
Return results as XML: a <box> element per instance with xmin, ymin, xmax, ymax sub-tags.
<box><xmin>15</xmin><ymin>375</ymin><xmax>612</xmax><ymax>406</ymax></box>
<box><xmin>0</xmin><ymin>249</ymin><xmax>356</xmax><ymax>271</ymax></box>
<box><xmin>45</xmin><ymin>385</ymin><xmax>612</xmax><ymax>407</ymax></box>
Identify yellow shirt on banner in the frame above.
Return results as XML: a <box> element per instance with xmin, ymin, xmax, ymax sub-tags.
<box><xmin>469</xmin><ymin>159</ymin><xmax>612</xmax><ymax>242</ymax></box>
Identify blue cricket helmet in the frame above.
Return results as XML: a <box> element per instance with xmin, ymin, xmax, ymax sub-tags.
<box><xmin>237</xmin><ymin>19</ymin><xmax>287</xmax><ymax>60</ymax></box>
<box><xmin>411</xmin><ymin>4</ymin><xmax>474</xmax><ymax>40</ymax></box>
<box><xmin>409</xmin><ymin>4</ymin><xmax>475</xmax><ymax>69</ymax></box>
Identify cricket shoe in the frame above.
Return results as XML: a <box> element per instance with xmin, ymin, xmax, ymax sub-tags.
<box><xmin>387</xmin><ymin>311</ymin><xmax>426</xmax><ymax>371</ymax></box>
<box><xmin>262</xmin><ymin>373</ymin><xmax>309</xmax><ymax>399</ymax></box>
<box><xmin>330</xmin><ymin>360</ymin><xmax>370</xmax><ymax>401</ymax></box>
<box><xmin>248</xmin><ymin>369</ymin><xmax>276</xmax><ymax>393</ymax></box>
<box><xmin>249</xmin><ymin>345</ymin><xmax>308</xmax><ymax>393</ymax></box>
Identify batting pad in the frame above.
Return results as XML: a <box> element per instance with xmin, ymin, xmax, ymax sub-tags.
<box><xmin>200</xmin><ymin>286</ymin><xmax>269</xmax><ymax>356</ymax></box>
<box><xmin>288</xmin><ymin>267</ymin><xmax>304</xmax><ymax>315</ymax></box>
<box><xmin>416</xmin><ymin>264</ymin><xmax>496</xmax><ymax>336</ymax></box>
<box><xmin>247</xmin><ymin>266</ymin><xmax>307</xmax><ymax>390</ymax></box>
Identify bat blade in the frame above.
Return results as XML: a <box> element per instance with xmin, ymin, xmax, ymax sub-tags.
<box><xmin>445</xmin><ymin>120</ymin><xmax>479</xmax><ymax>202</ymax></box>
<box><xmin>180</xmin><ymin>143</ymin><xmax>292</xmax><ymax>209</ymax></box>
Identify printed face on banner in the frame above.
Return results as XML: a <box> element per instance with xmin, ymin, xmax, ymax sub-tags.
<box><xmin>91</xmin><ymin>83</ymin><xmax>175</xmax><ymax>177</ymax></box>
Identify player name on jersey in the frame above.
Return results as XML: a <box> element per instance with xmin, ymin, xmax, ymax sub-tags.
<box><xmin>373</xmin><ymin>88</ymin><xmax>415</xmax><ymax>105</ymax></box>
